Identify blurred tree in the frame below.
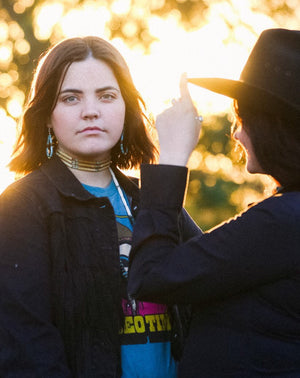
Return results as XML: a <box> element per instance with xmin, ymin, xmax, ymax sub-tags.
<box><xmin>1</xmin><ymin>0</ymin><xmax>208</xmax><ymax>113</ymax></box>
<box><xmin>0</xmin><ymin>0</ymin><xmax>296</xmax><ymax>228</ymax></box>
<box><xmin>185</xmin><ymin>114</ymin><xmax>272</xmax><ymax>230</ymax></box>
<box><xmin>1</xmin><ymin>0</ymin><xmax>297</xmax><ymax>113</ymax></box>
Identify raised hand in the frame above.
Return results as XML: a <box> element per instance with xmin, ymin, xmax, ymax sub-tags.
<box><xmin>156</xmin><ymin>73</ymin><xmax>202</xmax><ymax>166</ymax></box>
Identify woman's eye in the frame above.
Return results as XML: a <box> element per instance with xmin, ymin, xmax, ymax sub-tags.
<box><xmin>62</xmin><ymin>95</ymin><xmax>78</xmax><ymax>103</ymax></box>
<box><xmin>100</xmin><ymin>93</ymin><xmax>116</xmax><ymax>101</ymax></box>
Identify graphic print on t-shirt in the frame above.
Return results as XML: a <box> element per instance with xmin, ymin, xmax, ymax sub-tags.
<box><xmin>117</xmin><ymin>222</ymin><xmax>172</xmax><ymax>346</ymax></box>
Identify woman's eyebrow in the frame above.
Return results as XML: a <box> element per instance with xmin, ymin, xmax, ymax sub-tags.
<box><xmin>59</xmin><ymin>89</ymin><xmax>82</xmax><ymax>94</ymax></box>
<box><xmin>96</xmin><ymin>86</ymin><xmax>120</xmax><ymax>93</ymax></box>
<box><xmin>59</xmin><ymin>86</ymin><xmax>120</xmax><ymax>94</ymax></box>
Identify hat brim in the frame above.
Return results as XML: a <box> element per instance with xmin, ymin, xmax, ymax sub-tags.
<box><xmin>188</xmin><ymin>78</ymin><xmax>245</xmax><ymax>100</ymax></box>
<box><xmin>188</xmin><ymin>77</ymin><xmax>300</xmax><ymax>120</ymax></box>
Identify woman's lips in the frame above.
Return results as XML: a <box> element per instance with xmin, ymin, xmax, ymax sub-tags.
<box><xmin>78</xmin><ymin>126</ymin><xmax>105</xmax><ymax>134</ymax></box>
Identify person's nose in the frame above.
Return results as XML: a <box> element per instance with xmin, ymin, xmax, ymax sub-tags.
<box><xmin>81</xmin><ymin>99</ymin><xmax>100</xmax><ymax>120</ymax></box>
<box><xmin>233</xmin><ymin>126</ymin><xmax>241</xmax><ymax>141</ymax></box>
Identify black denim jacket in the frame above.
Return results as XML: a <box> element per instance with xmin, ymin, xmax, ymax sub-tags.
<box><xmin>0</xmin><ymin>157</ymin><xmax>200</xmax><ymax>378</ymax></box>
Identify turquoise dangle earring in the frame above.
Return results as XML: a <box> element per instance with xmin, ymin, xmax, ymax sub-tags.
<box><xmin>46</xmin><ymin>128</ymin><xmax>54</xmax><ymax>159</ymax></box>
<box><xmin>120</xmin><ymin>131</ymin><xmax>128</xmax><ymax>155</ymax></box>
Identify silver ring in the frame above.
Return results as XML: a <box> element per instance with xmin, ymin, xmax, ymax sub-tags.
<box><xmin>195</xmin><ymin>115</ymin><xmax>203</xmax><ymax>123</ymax></box>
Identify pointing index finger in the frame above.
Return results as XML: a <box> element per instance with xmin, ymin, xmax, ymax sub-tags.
<box><xmin>179</xmin><ymin>72</ymin><xmax>192</xmax><ymax>102</ymax></box>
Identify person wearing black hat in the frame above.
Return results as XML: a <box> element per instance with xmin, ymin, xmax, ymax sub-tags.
<box><xmin>128</xmin><ymin>28</ymin><xmax>300</xmax><ymax>377</ymax></box>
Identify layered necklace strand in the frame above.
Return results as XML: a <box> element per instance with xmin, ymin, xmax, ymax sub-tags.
<box><xmin>56</xmin><ymin>148</ymin><xmax>112</xmax><ymax>172</ymax></box>
<box><xmin>109</xmin><ymin>167</ymin><xmax>133</xmax><ymax>222</ymax></box>
<box><xmin>109</xmin><ymin>167</ymin><xmax>136</xmax><ymax>314</ymax></box>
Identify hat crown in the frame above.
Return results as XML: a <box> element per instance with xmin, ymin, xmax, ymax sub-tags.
<box><xmin>240</xmin><ymin>28</ymin><xmax>300</xmax><ymax>110</ymax></box>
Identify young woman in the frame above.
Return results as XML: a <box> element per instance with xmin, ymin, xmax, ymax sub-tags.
<box><xmin>0</xmin><ymin>36</ymin><xmax>200</xmax><ymax>377</ymax></box>
<box><xmin>128</xmin><ymin>28</ymin><xmax>300</xmax><ymax>377</ymax></box>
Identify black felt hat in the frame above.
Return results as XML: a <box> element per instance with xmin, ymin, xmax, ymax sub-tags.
<box><xmin>188</xmin><ymin>28</ymin><xmax>300</xmax><ymax>119</ymax></box>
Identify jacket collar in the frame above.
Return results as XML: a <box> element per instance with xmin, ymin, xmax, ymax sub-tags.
<box><xmin>40</xmin><ymin>155</ymin><xmax>140</xmax><ymax>203</ymax></box>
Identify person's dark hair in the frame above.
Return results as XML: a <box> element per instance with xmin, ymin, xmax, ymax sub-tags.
<box><xmin>9</xmin><ymin>36</ymin><xmax>157</xmax><ymax>174</ymax></box>
<box><xmin>233</xmin><ymin>99</ymin><xmax>300</xmax><ymax>188</ymax></box>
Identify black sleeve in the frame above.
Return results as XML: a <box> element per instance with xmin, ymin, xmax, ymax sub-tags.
<box><xmin>128</xmin><ymin>164</ymin><xmax>299</xmax><ymax>305</ymax></box>
<box><xmin>0</xmin><ymin>186</ymin><xmax>72</xmax><ymax>377</ymax></box>
<box><xmin>179</xmin><ymin>207</ymin><xmax>203</xmax><ymax>242</ymax></box>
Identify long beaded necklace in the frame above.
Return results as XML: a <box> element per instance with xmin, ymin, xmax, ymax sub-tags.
<box><xmin>109</xmin><ymin>168</ymin><xmax>137</xmax><ymax>315</ymax></box>
<box><xmin>109</xmin><ymin>168</ymin><xmax>133</xmax><ymax>223</ymax></box>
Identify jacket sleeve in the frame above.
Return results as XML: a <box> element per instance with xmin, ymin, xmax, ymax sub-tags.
<box><xmin>128</xmin><ymin>164</ymin><xmax>299</xmax><ymax>305</ymax></box>
<box><xmin>0</xmin><ymin>185</ymin><xmax>72</xmax><ymax>377</ymax></box>
<box><xmin>179</xmin><ymin>207</ymin><xmax>203</xmax><ymax>242</ymax></box>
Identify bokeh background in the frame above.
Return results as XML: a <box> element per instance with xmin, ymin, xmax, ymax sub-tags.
<box><xmin>0</xmin><ymin>0</ymin><xmax>299</xmax><ymax>230</ymax></box>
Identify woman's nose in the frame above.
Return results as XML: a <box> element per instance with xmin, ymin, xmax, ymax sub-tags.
<box><xmin>81</xmin><ymin>100</ymin><xmax>100</xmax><ymax>119</ymax></box>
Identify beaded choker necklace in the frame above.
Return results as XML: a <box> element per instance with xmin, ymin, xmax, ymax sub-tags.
<box><xmin>56</xmin><ymin>149</ymin><xmax>112</xmax><ymax>172</ymax></box>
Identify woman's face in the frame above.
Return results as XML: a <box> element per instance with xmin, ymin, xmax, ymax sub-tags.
<box><xmin>234</xmin><ymin>125</ymin><xmax>264</xmax><ymax>174</ymax></box>
<box><xmin>49</xmin><ymin>57</ymin><xmax>126</xmax><ymax>161</ymax></box>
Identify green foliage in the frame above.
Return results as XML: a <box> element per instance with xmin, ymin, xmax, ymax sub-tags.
<box><xmin>185</xmin><ymin>115</ymin><xmax>268</xmax><ymax>230</ymax></box>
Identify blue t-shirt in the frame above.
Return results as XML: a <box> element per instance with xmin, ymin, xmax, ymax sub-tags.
<box><xmin>83</xmin><ymin>180</ymin><xmax>177</xmax><ymax>378</ymax></box>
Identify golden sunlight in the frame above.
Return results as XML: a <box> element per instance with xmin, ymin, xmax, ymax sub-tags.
<box><xmin>34</xmin><ymin>2</ymin><xmax>64</xmax><ymax>40</ymax></box>
<box><xmin>0</xmin><ymin>109</ymin><xmax>16</xmax><ymax>192</ymax></box>
<box><xmin>0</xmin><ymin>0</ymin><xmax>294</xmax><ymax>194</ymax></box>
<box><xmin>59</xmin><ymin>5</ymin><xmax>111</xmax><ymax>39</ymax></box>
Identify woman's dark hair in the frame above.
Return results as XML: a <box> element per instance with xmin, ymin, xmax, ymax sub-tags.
<box><xmin>233</xmin><ymin>99</ymin><xmax>300</xmax><ymax>188</ymax></box>
<box><xmin>9</xmin><ymin>36</ymin><xmax>157</xmax><ymax>173</ymax></box>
